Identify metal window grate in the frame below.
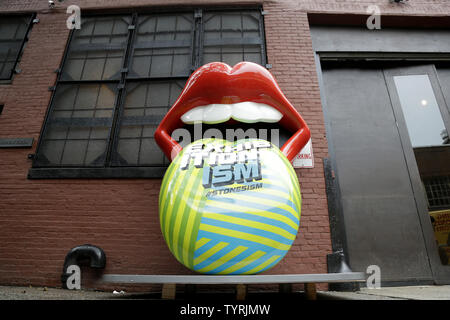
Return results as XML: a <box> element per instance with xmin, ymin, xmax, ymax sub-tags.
<box><xmin>0</xmin><ymin>14</ymin><xmax>34</xmax><ymax>80</ymax></box>
<box><xmin>424</xmin><ymin>175</ymin><xmax>450</xmax><ymax>209</ymax></box>
<box><xmin>34</xmin><ymin>8</ymin><xmax>266</xmax><ymax>173</ymax></box>
<box><xmin>202</xmin><ymin>11</ymin><xmax>264</xmax><ymax>66</ymax></box>
<box><xmin>61</xmin><ymin>16</ymin><xmax>130</xmax><ymax>82</ymax></box>
<box><xmin>112</xmin><ymin>80</ymin><xmax>185</xmax><ymax>166</ymax></box>
<box><xmin>129</xmin><ymin>13</ymin><xmax>195</xmax><ymax>79</ymax></box>
<box><xmin>38</xmin><ymin>83</ymin><xmax>116</xmax><ymax>167</ymax></box>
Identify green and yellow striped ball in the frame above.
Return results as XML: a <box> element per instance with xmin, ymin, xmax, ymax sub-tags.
<box><xmin>159</xmin><ymin>138</ymin><xmax>301</xmax><ymax>275</ymax></box>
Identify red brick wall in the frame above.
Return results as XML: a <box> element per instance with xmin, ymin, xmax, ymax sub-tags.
<box><xmin>0</xmin><ymin>0</ymin><xmax>448</xmax><ymax>292</ymax></box>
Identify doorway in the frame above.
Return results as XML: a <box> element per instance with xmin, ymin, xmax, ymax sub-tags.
<box><xmin>320</xmin><ymin>61</ymin><xmax>450</xmax><ymax>284</ymax></box>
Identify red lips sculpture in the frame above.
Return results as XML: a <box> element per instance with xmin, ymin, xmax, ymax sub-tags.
<box><xmin>154</xmin><ymin>61</ymin><xmax>311</xmax><ymax>162</ymax></box>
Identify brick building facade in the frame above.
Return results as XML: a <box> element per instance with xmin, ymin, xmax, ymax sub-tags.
<box><xmin>0</xmin><ymin>0</ymin><xmax>449</xmax><ymax>292</ymax></box>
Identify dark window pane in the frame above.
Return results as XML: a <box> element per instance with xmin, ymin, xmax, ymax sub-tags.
<box><xmin>39</xmin><ymin>140</ymin><xmax>65</xmax><ymax>165</ymax></box>
<box><xmin>203</xmin><ymin>45</ymin><xmax>262</xmax><ymax>66</ymax></box>
<box><xmin>116</xmin><ymin>139</ymin><xmax>140</xmax><ymax>164</ymax></box>
<box><xmin>129</xmin><ymin>14</ymin><xmax>194</xmax><ymax>78</ymax></box>
<box><xmin>0</xmin><ymin>61</ymin><xmax>15</xmax><ymax>79</ymax></box>
<box><xmin>61</xmin><ymin>140</ymin><xmax>89</xmax><ymax>165</ymax></box>
<box><xmin>112</xmin><ymin>80</ymin><xmax>184</xmax><ymax>166</ymax></box>
<box><xmin>85</xmin><ymin>140</ymin><xmax>108</xmax><ymax>165</ymax></box>
<box><xmin>0</xmin><ymin>15</ymin><xmax>32</xmax><ymax>80</ymax></box>
<box><xmin>140</xmin><ymin>138</ymin><xmax>166</xmax><ymax>164</ymax></box>
<box><xmin>36</xmin><ymin>83</ymin><xmax>117</xmax><ymax>167</ymax></box>
<box><xmin>202</xmin><ymin>11</ymin><xmax>263</xmax><ymax>66</ymax></box>
<box><xmin>61</xmin><ymin>16</ymin><xmax>130</xmax><ymax>81</ymax></box>
<box><xmin>244</xmin><ymin>50</ymin><xmax>262</xmax><ymax>65</ymax></box>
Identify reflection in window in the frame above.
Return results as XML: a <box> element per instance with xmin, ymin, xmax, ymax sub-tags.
<box><xmin>394</xmin><ymin>75</ymin><xmax>449</xmax><ymax>147</ymax></box>
<box><xmin>394</xmin><ymin>73</ymin><xmax>450</xmax><ymax>266</ymax></box>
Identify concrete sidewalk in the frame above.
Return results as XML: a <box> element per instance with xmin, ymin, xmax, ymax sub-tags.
<box><xmin>0</xmin><ymin>285</ymin><xmax>121</xmax><ymax>300</ymax></box>
<box><xmin>0</xmin><ymin>285</ymin><xmax>449</xmax><ymax>300</ymax></box>
<box><xmin>319</xmin><ymin>285</ymin><xmax>450</xmax><ymax>300</ymax></box>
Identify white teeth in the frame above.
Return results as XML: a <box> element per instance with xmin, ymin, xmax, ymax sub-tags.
<box><xmin>180</xmin><ymin>102</ymin><xmax>283</xmax><ymax>124</ymax></box>
<box><xmin>199</xmin><ymin>104</ymin><xmax>232</xmax><ymax>124</ymax></box>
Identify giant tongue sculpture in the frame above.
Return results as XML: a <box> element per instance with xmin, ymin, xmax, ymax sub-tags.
<box><xmin>155</xmin><ymin>62</ymin><xmax>310</xmax><ymax>274</ymax></box>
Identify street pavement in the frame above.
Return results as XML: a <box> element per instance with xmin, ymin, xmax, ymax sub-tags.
<box><xmin>0</xmin><ymin>284</ymin><xmax>449</xmax><ymax>300</ymax></box>
<box><xmin>321</xmin><ymin>285</ymin><xmax>450</xmax><ymax>300</ymax></box>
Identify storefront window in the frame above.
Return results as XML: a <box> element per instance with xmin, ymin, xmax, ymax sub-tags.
<box><xmin>394</xmin><ymin>74</ymin><xmax>450</xmax><ymax>266</ymax></box>
<box><xmin>394</xmin><ymin>75</ymin><xmax>449</xmax><ymax>148</ymax></box>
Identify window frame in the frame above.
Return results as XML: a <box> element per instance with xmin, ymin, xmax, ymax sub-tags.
<box><xmin>29</xmin><ymin>7</ymin><xmax>267</xmax><ymax>179</ymax></box>
<box><xmin>0</xmin><ymin>13</ymin><xmax>35</xmax><ymax>83</ymax></box>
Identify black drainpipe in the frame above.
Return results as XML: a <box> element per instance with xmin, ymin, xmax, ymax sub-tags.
<box><xmin>61</xmin><ymin>244</ymin><xmax>106</xmax><ymax>288</ymax></box>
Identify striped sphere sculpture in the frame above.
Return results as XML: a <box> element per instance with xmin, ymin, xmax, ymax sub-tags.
<box><xmin>159</xmin><ymin>138</ymin><xmax>301</xmax><ymax>275</ymax></box>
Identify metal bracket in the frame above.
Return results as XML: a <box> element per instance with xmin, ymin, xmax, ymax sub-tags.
<box><xmin>265</xmin><ymin>64</ymin><xmax>272</xmax><ymax>69</ymax></box>
<box><xmin>128</xmin><ymin>25</ymin><xmax>136</xmax><ymax>30</ymax></box>
<box><xmin>14</xmin><ymin>68</ymin><xmax>21</xmax><ymax>74</ymax></box>
<box><xmin>48</xmin><ymin>86</ymin><xmax>56</xmax><ymax>91</ymax></box>
<box><xmin>32</xmin><ymin>18</ymin><xmax>40</xmax><ymax>24</ymax></box>
<box><xmin>261</xmin><ymin>10</ymin><xmax>269</xmax><ymax>16</ymax></box>
<box><xmin>194</xmin><ymin>9</ymin><xmax>202</xmax><ymax>19</ymax></box>
<box><xmin>61</xmin><ymin>244</ymin><xmax>106</xmax><ymax>290</ymax></box>
<box><xmin>327</xmin><ymin>251</ymin><xmax>360</xmax><ymax>292</ymax></box>
<box><xmin>0</xmin><ymin>138</ymin><xmax>34</xmax><ymax>149</ymax></box>
<box><xmin>120</xmin><ymin>68</ymin><xmax>129</xmax><ymax>74</ymax></box>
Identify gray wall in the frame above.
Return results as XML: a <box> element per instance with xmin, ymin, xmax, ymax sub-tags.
<box><xmin>311</xmin><ymin>26</ymin><xmax>450</xmax><ymax>53</ymax></box>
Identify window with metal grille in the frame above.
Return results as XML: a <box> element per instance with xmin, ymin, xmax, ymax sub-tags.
<box><xmin>30</xmin><ymin>9</ymin><xmax>266</xmax><ymax>179</ymax></box>
<box><xmin>0</xmin><ymin>14</ymin><xmax>34</xmax><ymax>81</ymax></box>
<box><xmin>424</xmin><ymin>176</ymin><xmax>450</xmax><ymax>210</ymax></box>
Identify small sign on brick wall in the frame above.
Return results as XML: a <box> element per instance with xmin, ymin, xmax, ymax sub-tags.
<box><xmin>292</xmin><ymin>138</ymin><xmax>314</xmax><ymax>168</ymax></box>
<box><xmin>0</xmin><ymin>138</ymin><xmax>34</xmax><ymax>148</ymax></box>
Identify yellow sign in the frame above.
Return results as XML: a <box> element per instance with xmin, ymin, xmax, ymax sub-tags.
<box><xmin>430</xmin><ymin>209</ymin><xmax>450</xmax><ymax>265</ymax></box>
<box><xmin>430</xmin><ymin>209</ymin><xmax>450</xmax><ymax>245</ymax></box>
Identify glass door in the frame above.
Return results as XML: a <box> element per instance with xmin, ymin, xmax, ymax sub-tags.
<box><xmin>384</xmin><ymin>65</ymin><xmax>450</xmax><ymax>283</ymax></box>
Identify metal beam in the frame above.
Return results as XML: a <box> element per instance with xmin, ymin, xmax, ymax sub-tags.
<box><xmin>27</xmin><ymin>167</ymin><xmax>168</xmax><ymax>179</ymax></box>
<box><xmin>319</xmin><ymin>52</ymin><xmax>450</xmax><ymax>61</ymax></box>
<box><xmin>100</xmin><ymin>272</ymin><xmax>367</xmax><ymax>285</ymax></box>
